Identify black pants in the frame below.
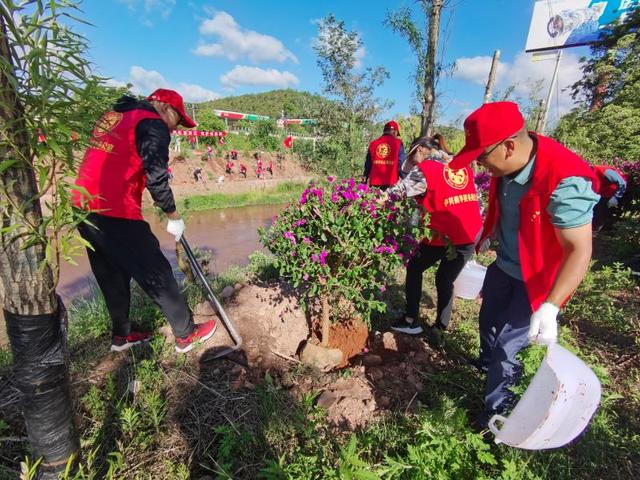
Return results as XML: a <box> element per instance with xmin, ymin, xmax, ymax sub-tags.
<box><xmin>478</xmin><ymin>262</ymin><xmax>531</xmax><ymax>415</ymax></box>
<box><xmin>405</xmin><ymin>242</ymin><xmax>475</xmax><ymax>328</ymax></box>
<box><xmin>78</xmin><ymin>213</ymin><xmax>194</xmax><ymax>338</ymax></box>
<box><xmin>592</xmin><ymin>196</ymin><xmax>611</xmax><ymax>232</ymax></box>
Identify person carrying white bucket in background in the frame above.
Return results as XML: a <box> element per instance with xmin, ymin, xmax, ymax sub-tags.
<box><xmin>448</xmin><ymin>102</ymin><xmax>600</xmax><ymax>432</ymax></box>
<box><xmin>384</xmin><ymin>134</ymin><xmax>483</xmax><ymax>347</ymax></box>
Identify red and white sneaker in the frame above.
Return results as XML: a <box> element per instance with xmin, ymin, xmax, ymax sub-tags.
<box><xmin>111</xmin><ymin>331</ymin><xmax>152</xmax><ymax>352</ymax></box>
<box><xmin>175</xmin><ymin>320</ymin><xmax>217</xmax><ymax>353</ymax></box>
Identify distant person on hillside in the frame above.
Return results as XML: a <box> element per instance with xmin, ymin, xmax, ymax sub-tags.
<box><xmin>226</xmin><ymin>159</ymin><xmax>234</xmax><ymax>175</ymax></box>
<box><xmin>206</xmin><ymin>145</ymin><xmax>213</xmax><ymax>161</ymax></box>
<box><xmin>448</xmin><ymin>102</ymin><xmax>599</xmax><ymax>431</ymax></box>
<box><xmin>240</xmin><ymin>163</ymin><xmax>247</xmax><ymax>178</ymax></box>
<box><xmin>385</xmin><ymin>134</ymin><xmax>482</xmax><ymax>349</ymax></box>
<box><xmin>174</xmin><ymin>136</ymin><xmax>181</xmax><ymax>153</ymax></box>
<box><xmin>256</xmin><ymin>163</ymin><xmax>263</xmax><ymax>179</ymax></box>
<box><xmin>72</xmin><ymin>88</ymin><xmax>217</xmax><ymax>354</ymax></box>
<box><xmin>231</xmin><ymin>149</ymin><xmax>238</xmax><ymax>161</ymax></box>
<box><xmin>592</xmin><ymin>164</ymin><xmax>627</xmax><ymax>232</ymax></box>
<box><xmin>267</xmin><ymin>160</ymin><xmax>273</xmax><ymax>177</ymax></box>
<box><xmin>364</xmin><ymin>120</ymin><xmax>406</xmax><ymax>189</ymax></box>
<box><xmin>167</xmin><ymin>165</ymin><xmax>174</xmax><ymax>183</ymax></box>
<box><xmin>193</xmin><ymin>168</ymin><xmax>203</xmax><ymax>183</ymax></box>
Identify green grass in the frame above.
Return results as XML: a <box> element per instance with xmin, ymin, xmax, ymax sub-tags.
<box><xmin>175</xmin><ymin>181</ymin><xmax>308</xmax><ymax>213</ymax></box>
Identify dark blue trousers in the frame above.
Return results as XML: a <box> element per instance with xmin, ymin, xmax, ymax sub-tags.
<box><xmin>478</xmin><ymin>262</ymin><xmax>532</xmax><ymax>417</ymax></box>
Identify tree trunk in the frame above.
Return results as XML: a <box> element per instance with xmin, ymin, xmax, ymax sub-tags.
<box><xmin>0</xmin><ymin>14</ymin><xmax>79</xmax><ymax>477</ymax></box>
<box><xmin>421</xmin><ymin>0</ymin><xmax>444</xmax><ymax>137</ymax></box>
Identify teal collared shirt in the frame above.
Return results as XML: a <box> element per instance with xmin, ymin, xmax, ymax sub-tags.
<box><xmin>495</xmin><ymin>156</ymin><xmax>600</xmax><ymax>280</ymax></box>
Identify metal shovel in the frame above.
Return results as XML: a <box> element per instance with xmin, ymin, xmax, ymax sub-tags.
<box><xmin>179</xmin><ymin>236</ymin><xmax>243</xmax><ymax>358</ymax></box>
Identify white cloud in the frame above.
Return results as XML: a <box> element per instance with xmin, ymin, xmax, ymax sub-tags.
<box><xmin>118</xmin><ymin>0</ymin><xmax>176</xmax><ymax>21</ymax></box>
<box><xmin>354</xmin><ymin>47</ymin><xmax>366</xmax><ymax>69</ymax></box>
<box><xmin>452</xmin><ymin>51</ymin><xmax>582</xmax><ymax>116</ymax></box>
<box><xmin>194</xmin><ymin>11</ymin><xmax>297</xmax><ymax>64</ymax></box>
<box><xmin>115</xmin><ymin>66</ymin><xmax>220</xmax><ymax>102</ymax></box>
<box><xmin>220</xmin><ymin>65</ymin><xmax>299</xmax><ymax>89</ymax></box>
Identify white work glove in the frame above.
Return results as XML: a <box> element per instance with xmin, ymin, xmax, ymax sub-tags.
<box><xmin>166</xmin><ymin>218</ymin><xmax>185</xmax><ymax>242</ymax></box>
<box><xmin>528</xmin><ymin>302</ymin><xmax>559</xmax><ymax>345</ymax></box>
<box><xmin>607</xmin><ymin>197</ymin><xmax>619</xmax><ymax>208</ymax></box>
<box><xmin>477</xmin><ymin>237</ymin><xmax>492</xmax><ymax>253</ymax></box>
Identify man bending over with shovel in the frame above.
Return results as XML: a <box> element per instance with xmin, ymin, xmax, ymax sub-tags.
<box><xmin>73</xmin><ymin>88</ymin><xmax>217</xmax><ymax>353</ymax></box>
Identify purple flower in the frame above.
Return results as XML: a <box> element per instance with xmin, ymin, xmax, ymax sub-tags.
<box><xmin>303</xmin><ymin>273</ymin><xmax>309</xmax><ymax>281</ymax></box>
<box><xmin>357</xmin><ymin>184</ymin><xmax>368</xmax><ymax>193</ymax></box>
<box><xmin>331</xmin><ymin>193</ymin><xmax>340</xmax><ymax>203</ymax></box>
<box><xmin>294</xmin><ymin>219</ymin><xmax>307</xmax><ymax>227</ymax></box>
<box><xmin>303</xmin><ymin>237</ymin><xmax>312</xmax><ymax>245</ymax></box>
<box><xmin>311</xmin><ymin>253</ymin><xmax>319</xmax><ymax>262</ymax></box>
<box><xmin>319</xmin><ymin>250</ymin><xmax>328</xmax><ymax>265</ymax></box>
<box><xmin>284</xmin><ymin>231</ymin><xmax>297</xmax><ymax>244</ymax></box>
<box><xmin>379</xmin><ymin>285</ymin><xmax>386</xmax><ymax>292</ymax></box>
<box><xmin>327</xmin><ymin>176</ymin><xmax>335</xmax><ymax>183</ymax></box>
<box><xmin>291</xmin><ymin>251</ymin><xmax>297</xmax><ymax>257</ymax></box>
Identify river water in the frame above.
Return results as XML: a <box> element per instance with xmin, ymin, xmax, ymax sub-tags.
<box><xmin>58</xmin><ymin>203</ymin><xmax>283</xmax><ymax>299</ymax></box>
<box><xmin>0</xmin><ymin>204</ymin><xmax>284</xmax><ymax>348</ymax></box>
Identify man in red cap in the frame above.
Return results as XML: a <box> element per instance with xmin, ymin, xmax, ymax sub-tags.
<box><xmin>449</xmin><ymin>102</ymin><xmax>600</xmax><ymax>430</ymax></box>
<box><xmin>73</xmin><ymin>88</ymin><xmax>217</xmax><ymax>354</ymax></box>
<box><xmin>364</xmin><ymin>120</ymin><xmax>406</xmax><ymax>189</ymax></box>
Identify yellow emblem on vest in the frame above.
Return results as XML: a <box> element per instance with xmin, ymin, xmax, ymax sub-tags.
<box><xmin>443</xmin><ymin>166</ymin><xmax>469</xmax><ymax>190</ymax></box>
<box><xmin>93</xmin><ymin>111</ymin><xmax>123</xmax><ymax>138</ymax></box>
<box><xmin>375</xmin><ymin>143</ymin><xmax>391</xmax><ymax>159</ymax></box>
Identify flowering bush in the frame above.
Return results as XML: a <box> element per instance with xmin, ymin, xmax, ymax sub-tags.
<box><xmin>260</xmin><ymin>177</ymin><xmax>429</xmax><ymax>344</ymax></box>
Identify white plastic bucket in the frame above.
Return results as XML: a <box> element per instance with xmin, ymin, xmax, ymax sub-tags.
<box><xmin>453</xmin><ymin>260</ymin><xmax>487</xmax><ymax>299</ymax></box>
<box><xmin>488</xmin><ymin>343</ymin><xmax>602</xmax><ymax>450</ymax></box>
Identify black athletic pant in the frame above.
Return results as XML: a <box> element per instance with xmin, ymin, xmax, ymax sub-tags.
<box><xmin>405</xmin><ymin>242</ymin><xmax>475</xmax><ymax>329</ymax></box>
<box><xmin>78</xmin><ymin>213</ymin><xmax>194</xmax><ymax>338</ymax></box>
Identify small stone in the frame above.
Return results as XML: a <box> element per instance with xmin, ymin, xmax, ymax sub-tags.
<box><xmin>368</xmin><ymin>368</ymin><xmax>384</xmax><ymax>382</ymax></box>
<box><xmin>300</xmin><ymin>343</ymin><xmax>343</xmax><ymax>372</ymax></box>
<box><xmin>317</xmin><ymin>390</ymin><xmax>338</xmax><ymax>409</ymax></box>
<box><xmin>362</xmin><ymin>354</ymin><xmax>383</xmax><ymax>367</ymax></box>
<box><xmin>382</xmin><ymin>332</ymin><xmax>400</xmax><ymax>351</ymax></box>
<box><xmin>127</xmin><ymin>380</ymin><xmax>141</xmax><ymax>396</ymax></box>
<box><xmin>221</xmin><ymin>285</ymin><xmax>235</xmax><ymax>299</ymax></box>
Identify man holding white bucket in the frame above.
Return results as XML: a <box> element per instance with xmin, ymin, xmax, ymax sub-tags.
<box><xmin>449</xmin><ymin>102</ymin><xmax>599</xmax><ymax>430</ymax></box>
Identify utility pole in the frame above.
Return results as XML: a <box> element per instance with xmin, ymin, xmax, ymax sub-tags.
<box><xmin>540</xmin><ymin>50</ymin><xmax>562</xmax><ymax>134</ymax></box>
<box><xmin>483</xmin><ymin>50</ymin><xmax>501</xmax><ymax>104</ymax></box>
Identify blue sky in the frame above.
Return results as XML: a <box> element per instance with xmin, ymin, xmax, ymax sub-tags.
<box><xmin>78</xmin><ymin>0</ymin><xmax>592</xmax><ymax>125</ymax></box>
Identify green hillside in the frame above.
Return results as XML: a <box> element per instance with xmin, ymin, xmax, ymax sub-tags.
<box><xmin>205</xmin><ymin>89</ymin><xmax>332</xmax><ymax>119</ymax></box>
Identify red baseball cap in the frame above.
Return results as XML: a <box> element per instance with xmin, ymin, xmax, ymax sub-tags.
<box><xmin>449</xmin><ymin>102</ymin><xmax>525</xmax><ymax>170</ymax></box>
<box><xmin>384</xmin><ymin>120</ymin><xmax>400</xmax><ymax>134</ymax></box>
<box><xmin>147</xmin><ymin>89</ymin><xmax>196</xmax><ymax>128</ymax></box>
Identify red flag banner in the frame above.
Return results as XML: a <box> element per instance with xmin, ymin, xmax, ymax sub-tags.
<box><xmin>283</xmin><ymin>135</ymin><xmax>293</xmax><ymax>149</ymax></box>
<box><xmin>172</xmin><ymin>130</ymin><xmax>227</xmax><ymax>137</ymax></box>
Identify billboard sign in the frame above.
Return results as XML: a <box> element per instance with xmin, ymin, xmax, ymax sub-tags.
<box><xmin>526</xmin><ymin>0</ymin><xmax>639</xmax><ymax>52</ymax></box>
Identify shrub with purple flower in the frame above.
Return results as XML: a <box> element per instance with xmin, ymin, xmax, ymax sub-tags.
<box><xmin>260</xmin><ymin>178</ymin><xmax>429</xmax><ymax>341</ymax></box>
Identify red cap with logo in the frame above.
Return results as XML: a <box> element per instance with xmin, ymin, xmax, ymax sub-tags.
<box><xmin>449</xmin><ymin>102</ymin><xmax>525</xmax><ymax>170</ymax></box>
<box><xmin>147</xmin><ymin>89</ymin><xmax>197</xmax><ymax>128</ymax></box>
<box><xmin>384</xmin><ymin>120</ymin><xmax>400</xmax><ymax>134</ymax></box>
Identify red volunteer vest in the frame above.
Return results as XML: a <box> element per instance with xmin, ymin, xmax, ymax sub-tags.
<box><xmin>593</xmin><ymin>165</ymin><xmax>627</xmax><ymax>198</ymax></box>
<box><xmin>73</xmin><ymin>109</ymin><xmax>162</xmax><ymax>220</ymax></box>
<box><xmin>478</xmin><ymin>134</ymin><xmax>597</xmax><ymax>311</ymax></box>
<box><xmin>417</xmin><ymin>160</ymin><xmax>483</xmax><ymax>246</ymax></box>
<box><xmin>368</xmin><ymin>135</ymin><xmax>401</xmax><ymax>186</ymax></box>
